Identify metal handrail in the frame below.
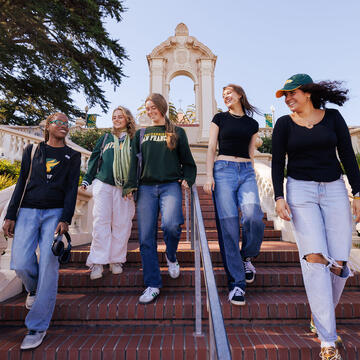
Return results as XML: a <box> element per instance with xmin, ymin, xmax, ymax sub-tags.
<box><xmin>190</xmin><ymin>185</ymin><xmax>231</xmax><ymax>360</ymax></box>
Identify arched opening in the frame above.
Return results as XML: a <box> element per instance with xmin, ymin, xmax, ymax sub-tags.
<box><xmin>168</xmin><ymin>75</ymin><xmax>197</xmax><ymax>124</ymax></box>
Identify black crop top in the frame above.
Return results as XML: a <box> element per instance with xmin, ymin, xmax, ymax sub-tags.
<box><xmin>271</xmin><ymin>108</ymin><xmax>360</xmax><ymax>199</ymax></box>
<box><xmin>212</xmin><ymin>112</ymin><xmax>259</xmax><ymax>158</ymax></box>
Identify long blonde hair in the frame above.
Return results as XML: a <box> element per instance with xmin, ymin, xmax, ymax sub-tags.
<box><xmin>145</xmin><ymin>93</ymin><xmax>177</xmax><ymax>150</ymax></box>
<box><xmin>44</xmin><ymin>112</ymin><xmax>68</xmax><ymax>143</ymax></box>
<box><xmin>112</xmin><ymin>106</ymin><xmax>136</xmax><ymax>139</ymax></box>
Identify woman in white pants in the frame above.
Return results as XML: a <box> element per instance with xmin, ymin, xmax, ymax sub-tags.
<box><xmin>81</xmin><ymin>106</ymin><xmax>136</xmax><ymax>279</ymax></box>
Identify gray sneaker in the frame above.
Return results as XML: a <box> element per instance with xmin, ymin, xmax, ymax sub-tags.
<box><xmin>20</xmin><ymin>330</ymin><xmax>46</xmax><ymax>350</ymax></box>
<box><xmin>25</xmin><ymin>291</ymin><xmax>36</xmax><ymax>310</ymax></box>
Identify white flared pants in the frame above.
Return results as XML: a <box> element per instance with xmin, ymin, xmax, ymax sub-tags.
<box><xmin>86</xmin><ymin>179</ymin><xmax>135</xmax><ymax>267</ymax></box>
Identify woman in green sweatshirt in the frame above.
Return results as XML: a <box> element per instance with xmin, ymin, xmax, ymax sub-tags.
<box><xmin>81</xmin><ymin>106</ymin><xmax>136</xmax><ymax>280</ymax></box>
<box><xmin>124</xmin><ymin>93</ymin><xmax>197</xmax><ymax>304</ymax></box>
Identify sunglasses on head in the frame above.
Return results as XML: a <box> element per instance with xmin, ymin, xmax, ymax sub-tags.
<box><xmin>49</xmin><ymin>119</ymin><xmax>69</xmax><ymax>128</ymax></box>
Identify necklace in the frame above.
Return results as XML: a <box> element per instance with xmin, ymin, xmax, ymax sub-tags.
<box><xmin>229</xmin><ymin>112</ymin><xmax>244</xmax><ymax>118</ymax></box>
<box><xmin>291</xmin><ymin>113</ymin><xmax>317</xmax><ymax>129</ymax></box>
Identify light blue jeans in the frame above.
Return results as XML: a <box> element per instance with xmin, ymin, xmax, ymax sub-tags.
<box><xmin>213</xmin><ymin>161</ymin><xmax>264</xmax><ymax>291</ymax></box>
<box><xmin>286</xmin><ymin>176</ymin><xmax>352</xmax><ymax>343</ymax></box>
<box><xmin>10</xmin><ymin>207</ymin><xmax>63</xmax><ymax>332</ymax></box>
<box><xmin>136</xmin><ymin>182</ymin><xmax>184</xmax><ymax>288</ymax></box>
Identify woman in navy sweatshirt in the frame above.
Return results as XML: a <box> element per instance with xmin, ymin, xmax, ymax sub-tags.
<box><xmin>3</xmin><ymin>113</ymin><xmax>80</xmax><ymax>350</ymax></box>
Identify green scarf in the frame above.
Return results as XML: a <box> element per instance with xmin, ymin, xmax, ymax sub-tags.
<box><xmin>113</xmin><ymin>133</ymin><xmax>131</xmax><ymax>187</ymax></box>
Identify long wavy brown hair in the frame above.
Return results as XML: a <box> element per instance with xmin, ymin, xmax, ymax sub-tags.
<box><xmin>145</xmin><ymin>93</ymin><xmax>177</xmax><ymax>150</ymax></box>
<box><xmin>44</xmin><ymin>112</ymin><xmax>68</xmax><ymax>143</ymax></box>
<box><xmin>112</xmin><ymin>106</ymin><xmax>136</xmax><ymax>139</ymax></box>
<box><xmin>223</xmin><ymin>84</ymin><xmax>260</xmax><ymax>117</ymax></box>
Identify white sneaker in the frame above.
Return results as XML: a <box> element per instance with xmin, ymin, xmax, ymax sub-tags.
<box><xmin>165</xmin><ymin>254</ymin><xmax>180</xmax><ymax>279</ymax></box>
<box><xmin>139</xmin><ymin>287</ymin><xmax>160</xmax><ymax>304</ymax></box>
<box><xmin>90</xmin><ymin>264</ymin><xmax>103</xmax><ymax>280</ymax></box>
<box><xmin>20</xmin><ymin>330</ymin><xmax>46</xmax><ymax>350</ymax></box>
<box><xmin>110</xmin><ymin>263</ymin><xmax>123</xmax><ymax>274</ymax></box>
<box><xmin>25</xmin><ymin>291</ymin><xmax>36</xmax><ymax>310</ymax></box>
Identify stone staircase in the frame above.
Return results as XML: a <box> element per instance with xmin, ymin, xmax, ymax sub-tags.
<box><xmin>0</xmin><ymin>187</ymin><xmax>360</xmax><ymax>359</ymax></box>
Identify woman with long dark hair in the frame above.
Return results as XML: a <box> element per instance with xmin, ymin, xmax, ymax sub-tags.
<box><xmin>3</xmin><ymin>113</ymin><xmax>81</xmax><ymax>349</ymax></box>
<box><xmin>81</xmin><ymin>106</ymin><xmax>136</xmax><ymax>280</ymax></box>
<box><xmin>203</xmin><ymin>84</ymin><xmax>264</xmax><ymax>306</ymax></box>
<box><xmin>272</xmin><ymin>74</ymin><xmax>360</xmax><ymax>360</ymax></box>
<box><xmin>124</xmin><ymin>93</ymin><xmax>196</xmax><ymax>304</ymax></box>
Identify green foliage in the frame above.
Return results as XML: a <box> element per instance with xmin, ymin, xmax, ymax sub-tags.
<box><xmin>168</xmin><ymin>102</ymin><xmax>178</xmax><ymax>123</ymax></box>
<box><xmin>185</xmin><ymin>104</ymin><xmax>196</xmax><ymax>123</ymax></box>
<box><xmin>78</xmin><ymin>171</ymin><xmax>85</xmax><ymax>186</ymax></box>
<box><xmin>0</xmin><ymin>159</ymin><xmax>21</xmax><ymax>178</ymax></box>
<box><xmin>0</xmin><ymin>1</ymin><xmax>127</xmax><ymax>125</ymax></box>
<box><xmin>258</xmin><ymin>136</ymin><xmax>272</xmax><ymax>154</ymax></box>
<box><xmin>70</xmin><ymin>128</ymin><xmax>111</xmax><ymax>152</ymax></box>
<box><xmin>0</xmin><ymin>174</ymin><xmax>17</xmax><ymax>191</ymax></box>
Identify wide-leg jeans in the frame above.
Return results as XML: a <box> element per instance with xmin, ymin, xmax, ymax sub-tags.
<box><xmin>287</xmin><ymin>176</ymin><xmax>352</xmax><ymax>343</ymax></box>
<box><xmin>10</xmin><ymin>207</ymin><xmax>63</xmax><ymax>331</ymax></box>
<box><xmin>213</xmin><ymin>161</ymin><xmax>264</xmax><ymax>291</ymax></box>
<box><xmin>136</xmin><ymin>182</ymin><xmax>184</xmax><ymax>288</ymax></box>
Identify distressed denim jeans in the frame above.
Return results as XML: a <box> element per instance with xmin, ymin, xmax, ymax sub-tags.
<box><xmin>10</xmin><ymin>207</ymin><xmax>63</xmax><ymax>331</ymax></box>
<box><xmin>287</xmin><ymin>176</ymin><xmax>352</xmax><ymax>343</ymax></box>
<box><xmin>136</xmin><ymin>182</ymin><xmax>184</xmax><ymax>288</ymax></box>
<box><xmin>213</xmin><ymin>161</ymin><xmax>264</xmax><ymax>291</ymax></box>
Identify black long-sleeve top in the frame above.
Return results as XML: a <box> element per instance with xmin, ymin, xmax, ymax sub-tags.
<box><xmin>271</xmin><ymin>108</ymin><xmax>360</xmax><ymax>199</ymax></box>
<box><xmin>6</xmin><ymin>142</ymin><xmax>81</xmax><ymax>224</ymax></box>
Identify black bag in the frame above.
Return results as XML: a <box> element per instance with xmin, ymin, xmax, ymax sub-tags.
<box><xmin>133</xmin><ymin>128</ymin><xmax>146</xmax><ymax>202</ymax></box>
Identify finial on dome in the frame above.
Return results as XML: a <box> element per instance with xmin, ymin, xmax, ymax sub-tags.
<box><xmin>175</xmin><ymin>23</ymin><xmax>189</xmax><ymax>36</ymax></box>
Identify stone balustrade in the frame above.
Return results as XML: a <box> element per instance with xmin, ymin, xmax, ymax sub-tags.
<box><xmin>0</xmin><ymin>126</ymin><xmax>91</xmax><ymax>171</ymax></box>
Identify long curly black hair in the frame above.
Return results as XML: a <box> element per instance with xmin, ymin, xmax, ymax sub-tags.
<box><xmin>300</xmin><ymin>81</ymin><xmax>349</xmax><ymax>109</ymax></box>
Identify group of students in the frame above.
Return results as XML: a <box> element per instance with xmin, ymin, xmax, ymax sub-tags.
<box><xmin>2</xmin><ymin>75</ymin><xmax>360</xmax><ymax>360</ymax></box>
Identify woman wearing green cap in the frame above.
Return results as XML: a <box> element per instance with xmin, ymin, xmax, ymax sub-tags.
<box><xmin>272</xmin><ymin>74</ymin><xmax>360</xmax><ymax>360</ymax></box>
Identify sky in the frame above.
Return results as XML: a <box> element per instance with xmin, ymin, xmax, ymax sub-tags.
<box><xmin>72</xmin><ymin>0</ymin><xmax>360</xmax><ymax>128</ymax></box>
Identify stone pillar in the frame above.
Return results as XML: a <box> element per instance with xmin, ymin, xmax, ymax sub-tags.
<box><xmin>199</xmin><ymin>59</ymin><xmax>215</xmax><ymax>141</ymax></box>
<box><xmin>149</xmin><ymin>59</ymin><xmax>165</xmax><ymax>95</ymax></box>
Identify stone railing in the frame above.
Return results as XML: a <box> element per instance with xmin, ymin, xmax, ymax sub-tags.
<box><xmin>0</xmin><ymin>125</ymin><xmax>91</xmax><ymax>171</ymax></box>
<box><xmin>350</xmin><ymin>127</ymin><xmax>360</xmax><ymax>155</ymax></box>
<box><xmin>258</xmin><ymin>127</ymin><xmax>273</xmax><ymax>139</ymax></box>
<box><xmin>254</xmin><ymin>162</ymin><xmax>296</xmax><ymax>243</ymax></box>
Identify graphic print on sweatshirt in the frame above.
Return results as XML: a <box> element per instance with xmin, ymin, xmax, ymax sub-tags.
<box><xmin>142</xmin><ymin>132</ymin><xmax>167</xmax><ymax>143</ymax></box>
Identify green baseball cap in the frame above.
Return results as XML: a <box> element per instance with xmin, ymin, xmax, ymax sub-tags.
<box><xmin>276</xmin><ymin>74</ymin><xmax>313</xmax><ymax>98</ymax></box>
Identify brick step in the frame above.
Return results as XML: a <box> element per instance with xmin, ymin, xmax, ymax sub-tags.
<box><xmin>0</xmin><ymin>325</ymin><xmax>208</xmax><ymax>360</ymax></box>
<box><xmin>128</xmin><ymin>229</ymin><xmax>281</xmax><ymax>242</ymax></box>
<box><xmin>2</xmin><ymin>291</ymin><xmax>360</xmax><ymax>324</ymax></box>
<box><xmin>56</xmin><ymin>266</ymin><xmax>360</xmax><ymax>292</ymax></box>
<box><xmin>69</xmin><ymin>241</ymin><xmax>300</xmax><ymax>265</ymax></box>
<box><xmin>3</xmin><ymin>324</ymin><xmax>359</xmax><ymax>360</ymax></box>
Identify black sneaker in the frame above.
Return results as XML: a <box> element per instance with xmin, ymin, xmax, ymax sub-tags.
<box><xmin>228</xmin><ymin>287</ymin><xmax>245</xmax><ymax>306</ymax></box>
<box><xmin>244</xmin><ymin>257</ymin><xmax>256</xmax><ymax>284</ymax></box>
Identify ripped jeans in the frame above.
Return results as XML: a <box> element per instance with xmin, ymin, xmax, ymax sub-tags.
<box><xmin>213</xmin><ymin>161</ymin><xmax>264</xmax><ymax>291</ymax></box>
<box><xmin>287</xmin><ymin>176</ymin><xmax>353</xmax><ymax>343</ymax></box>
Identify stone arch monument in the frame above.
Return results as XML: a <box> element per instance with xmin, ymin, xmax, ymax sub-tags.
<box><xmin>147</xmin><ymin>23</ymin><xmax>217</xmax><ymax>142</ymax></box>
